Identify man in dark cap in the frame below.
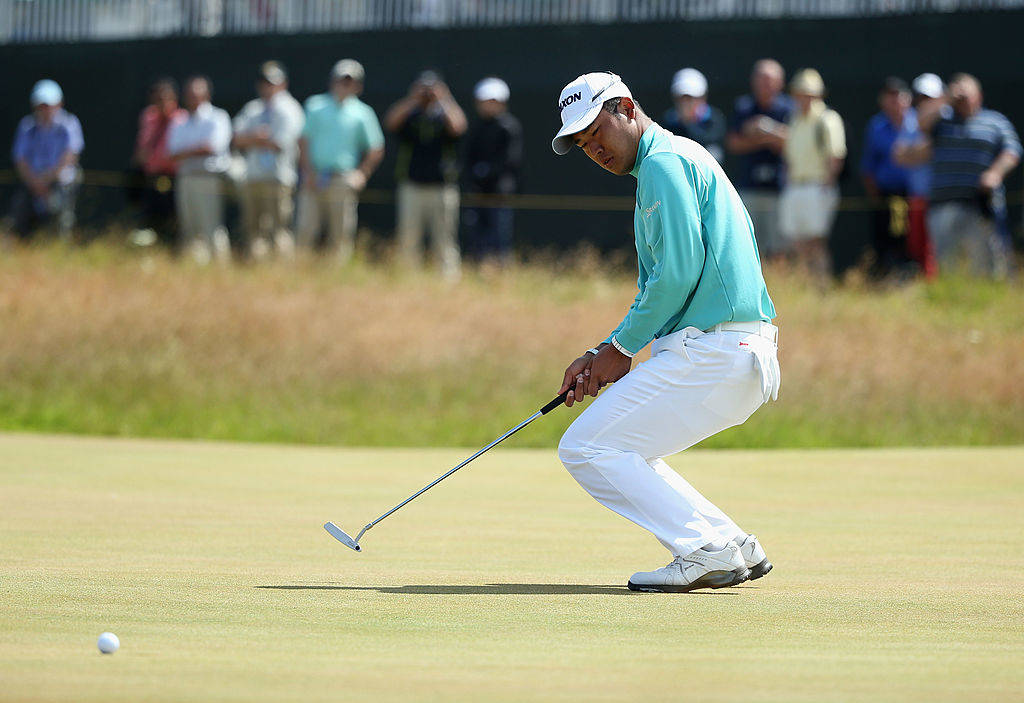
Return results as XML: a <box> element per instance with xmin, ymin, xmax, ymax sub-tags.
<box><xmin>384</xmin><ymin>70</ymin><xmax>467</xmax><ymax>280</ymax></box>
<box><xmin>860</xmin><ymin>77</ymin><xmax>916</xmax><ymax>279</ymax></box>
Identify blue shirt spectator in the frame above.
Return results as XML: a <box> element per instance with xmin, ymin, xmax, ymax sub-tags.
<box><xmin>12</xmin><ymin>108</ymin><xmax>83</xmax><ymax>185</ymax></box>
<box><xmin>726</xmin><ymin>59</ymin><xmax>793</xmax><ymax>260</ymax></box>
<box><xmin>728</xmin><ymin>92</ymin><xmax>793</xmax><ymax>190</ymax></box>
<box><xmin>896</xmin><ymin>110</ymin><xmax>932</xmax><ymax>197</ymax></box>
<box><xmin>663</xmin><ymin>68</ymin><xmax>726</xmax><ymax>163</ymax></box>
<box><xmin>862</xmin><ymin>110</ymin><xmax>916</xmax><ymax>194</ymax></box>
<box><xmin>9</xmin><ymin>79</ymin><xmax>84</xmax><ymax>239</ymax></box>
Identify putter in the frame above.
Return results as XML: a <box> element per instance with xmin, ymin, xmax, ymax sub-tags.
<box><xmin>324</xmin><ymin>389</ymin><xmax>570</xmax><ymax>552</ymax></box>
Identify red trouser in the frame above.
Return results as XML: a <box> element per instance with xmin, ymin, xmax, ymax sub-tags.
<box><xmin>906</xmin><ymin>196</ymin><xmax>937</xmax><ymax>279</ymax></box>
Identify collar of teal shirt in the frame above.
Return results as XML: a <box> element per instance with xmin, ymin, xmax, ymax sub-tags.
<box><xmin>629</xmin><ymin>122</ymin><xmax>662</xmax><ymax>179</ymax></box>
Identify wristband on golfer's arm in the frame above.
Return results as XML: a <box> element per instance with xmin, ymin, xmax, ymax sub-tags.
<box><xmin>610</xmin><ymin>336</ymin><xmax>635</xmax><ymax>358</ymax></box>
<box><xmin>585</xmin><ymin>348</ymin><xmax>601</xmax><ymax>356</ymax></box>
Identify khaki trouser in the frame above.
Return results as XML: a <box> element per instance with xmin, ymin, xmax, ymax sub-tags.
<box><xmin>241</xmin><ymin>180</ymin><xmax>295</xmax><ymax>258</ymax></box>
<box><xmin>927</xmin><ymin>201</ymin><xmax>1006</xmax><ymax>279</ymax></box>
<box><xmin>738</xmin><ymin>189</ymin><xmax>785</xmax><ymax>259</ymax></box>
<box><xmin>175</xmin><ymin>172</ymin><xmax>229</xmax><ymax>264</ymax></box>
<box><xmin>396</xmin><ymin>181</ymin><xmax>461</xmax><ymax>280</ymax></box>
<box><xmin>295</xmin><ymin>176</ymin><xmax>358</xmax><ymax>262</ymax></box>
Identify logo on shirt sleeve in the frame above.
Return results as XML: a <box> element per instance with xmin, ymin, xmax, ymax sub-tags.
<box><xmin>644</xmin><ymin>200</ymin><xmax>661</xmax><ymax>218</ymax></box>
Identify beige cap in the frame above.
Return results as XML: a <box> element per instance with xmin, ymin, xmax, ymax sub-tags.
<box><xmin>790</xmin><ymin>68</ymin><xmax>825</xmax><ymax>97</ymax></box>
<box><xmin>331</xmin><ymin>59</ymin><xmax>365</xmax><ymax>82</ymax></box>
<box><xmin>259</xmin><ymin>61</ymin><xmax>287</xmax><ymax>86</ymax></box>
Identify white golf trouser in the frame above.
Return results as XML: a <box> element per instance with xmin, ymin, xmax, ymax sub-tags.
<box><xmin>558</xmin><ymin>324</ymin><xmax>781</xmax><ymax>558</ymax></box>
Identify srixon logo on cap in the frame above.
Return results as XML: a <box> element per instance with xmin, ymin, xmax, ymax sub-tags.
<box><xmin>559</xmin><ymin>92</ymin><xmax>582</xmax><ymax>110</ymax></box>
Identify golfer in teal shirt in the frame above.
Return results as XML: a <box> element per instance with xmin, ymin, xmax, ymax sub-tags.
<box><xmin>603</xmin><ymin>122</ymin><xmax>776</xmax><ymax>354</ymax></box>
<box><xmin>551</xmin><ymin>72</ymin><xmax>782</xmax><ymax>593</ymax></box>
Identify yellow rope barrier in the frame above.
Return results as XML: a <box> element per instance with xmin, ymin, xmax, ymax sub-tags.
<box><xmin>0</xmin><ymin>168</ymin><xmax>1020</xmax><ymax>212</ymax></box>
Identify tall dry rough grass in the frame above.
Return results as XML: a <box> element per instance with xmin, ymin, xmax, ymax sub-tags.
<box><xmin>1</xmin><ymin>242</ymin><xmax>1021</xmax><ymax>447</ymax></box>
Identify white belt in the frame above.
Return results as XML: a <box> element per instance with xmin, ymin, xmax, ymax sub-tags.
<box><xmin>707</xmin><ymin>320</ymin><xmax>778</xmax><ymax>344</ymax></box>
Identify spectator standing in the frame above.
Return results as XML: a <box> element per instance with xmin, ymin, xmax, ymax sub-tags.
<box><xmin>384</xmin><ymin>70</ymin><xmax>467</xmax><ymax>280</ymax></box>
<box><xmin>896</xmin><ymin>73</ymin><xmax>1020</xmax><ymax>278</ymax></box>
<box><xmin>780</xmin><ymin>69</ymin><xmax>846</xmax><ymax>279</ymax></box>
<box><xmin>167</xmin><ymin>75</ymin><xmax>232</xmax><ymax>264</ymax></box>
<box><xmin>296</xmin><ymin>59</ymin><xmax>384</xmax><ymax>262</ymax></box>
<box><xmin>860</xmin><ymin>77</ymin><xmax>916</xmax><ymax>280</ymax></box>
<box><xmin>726</xmin><ymin>59</ymin><xmax>793</xmax><ymax>261</ymax></box>
<box><xmin>233</xmin><ymin>61</ymin><xmax>305</xmax><ymax>259</ymax></box>
<box><xmin>132</xmin><ymin>78</ymin><xmax>186</xmax><ymax>246</ymax></box>
<box><xmin>8</xmin><ymin>79</ymin><xmax>84</xmax><ymax>240</ymax></box>
<box><xmin>662</xmin><ymin>68</ymin><xmax>726</xmax><ymax>162</ymax></box>
<box><xmin>463</xmin><ymin>77</ymin><xmax>522</xmax><ymax>265</ymax></box>
<box><xmin>896</xmin><ymin>73</ymin><xmax>945</xmax><ymax>278</ymax></box>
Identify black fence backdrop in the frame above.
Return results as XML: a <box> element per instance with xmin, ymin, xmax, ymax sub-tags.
<box><xmin>1</xmin><ymin>10</ymin><xmax>1022</xmax><ymax>270</ymax></box>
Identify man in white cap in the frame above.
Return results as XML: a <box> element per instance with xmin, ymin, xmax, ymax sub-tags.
<box><xmin>662</xmin><ymin>68</ymin><xmax>726</xmax><ymax>163</ymax></box>
<box><xmin>890</xmin><ymin>72</ymin><xmax>946</xmax><ymax>277</ymax></box>
<box><xmin>9</xmin><ymin>79</ymin><xmax>84</xmax><ymax>240</ymax></box>
<box><xmin>463</xmin><ymin>77</ymin><xmax>522</xmax><ymax>265</ymax></box>
<box><xmin>551</xmin><ymin>72</ymin><xmax>780</xmax><ymax>592</ymax></box>
<box><xmin>233</xmin><ymin>61</ymin><xmax>305</xmax><ymax>259</ymax></box>
<box><xmin>297</xmin><ymin>59</ymin><xmax>385</xmax><ymax>262</ymax></box>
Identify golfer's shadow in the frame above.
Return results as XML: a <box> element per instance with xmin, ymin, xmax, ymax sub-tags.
<box><xmin>256</xmin><ymin>583</ymin><xmax>741</xmax><ymax>595</ymax></box>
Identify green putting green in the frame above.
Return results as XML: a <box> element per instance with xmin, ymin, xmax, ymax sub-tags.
<box><xmin>2</xmin><ymin>433</ymin><xmax>1021</xmax><ymax>702</ymax></box>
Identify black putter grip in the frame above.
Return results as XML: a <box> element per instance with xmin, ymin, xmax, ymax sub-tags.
<box><xmin>540</xmin><ymin>390</ymin><xmax>571</xmax><ymax>415</ymax></box>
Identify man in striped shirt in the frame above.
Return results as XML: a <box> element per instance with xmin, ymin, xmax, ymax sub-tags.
<box><xmin>896</xmin><ymin>73</ymin><xmax>1020</xmax><ymax>277</ymax></box>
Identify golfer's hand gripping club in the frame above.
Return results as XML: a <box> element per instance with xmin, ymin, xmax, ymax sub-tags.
<box><xmin>324</xmin><ymin>391</ymin><xmax>570</xmax><ymax>552</ymax></box>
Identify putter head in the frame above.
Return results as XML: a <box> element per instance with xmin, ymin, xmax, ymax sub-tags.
<box><xmin>324</xmin><ymin>522</ymin><xmax>361</xmax><ymax>551</ymax></box>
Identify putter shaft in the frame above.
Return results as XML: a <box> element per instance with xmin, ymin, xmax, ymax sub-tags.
<box><xmin>327</xmin><ymin>390</ymin><xmax>569</xmax><ymax>549</ymax></box>
<box><xmin>359</xmin><ymin>410</ymin><xmax>543</xmax><ymax>537</ymax></box>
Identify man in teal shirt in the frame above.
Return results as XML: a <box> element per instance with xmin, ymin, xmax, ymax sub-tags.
<box><xmin>296</xmin><ymin>59</ymin><xmax>385</xmax><ymax>262</ymax></box>
<box><xmin>552</xmin><ymin>72</ymin><xmax>781</xmax><ymax>593</ymax></box>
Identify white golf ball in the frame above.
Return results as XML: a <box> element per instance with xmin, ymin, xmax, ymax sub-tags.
<box><xmin>97</xmin><ymin>632</ymin><xmax>119</xmax><ymax>654</ymax></box>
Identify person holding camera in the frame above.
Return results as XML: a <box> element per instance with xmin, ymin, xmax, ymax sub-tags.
<box><xmin>384</xmin><ymin>70</ymin><xmax>468</xmax><ymax>280</ymax></box>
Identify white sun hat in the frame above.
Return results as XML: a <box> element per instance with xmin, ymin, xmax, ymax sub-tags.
<box><xmin>551</xmin><ymin>72</ymin><xmax>633</xmax><ymax>155</ymax></box>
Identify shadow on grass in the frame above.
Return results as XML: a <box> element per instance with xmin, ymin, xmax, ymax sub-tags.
<box><xmin>255</xmin><ymin>583</ymin><xmax>739</xmax><ymax>595</ymax></box>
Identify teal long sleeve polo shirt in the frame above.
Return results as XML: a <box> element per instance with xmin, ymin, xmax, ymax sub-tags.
<box><xmin>606</xmin><ymin>124</ymin><xmax>776</xmax><ymax>355</ymax></box>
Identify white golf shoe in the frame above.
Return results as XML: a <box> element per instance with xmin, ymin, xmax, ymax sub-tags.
<box><xmin>627</xmin><ymin>543</ymin><xmax>749</xmax><ymax>593</ymax></box>
<box><xmin>735</xmin><ymin>534</ymin><xmax>773</xmax><ymax>581</ymax></box>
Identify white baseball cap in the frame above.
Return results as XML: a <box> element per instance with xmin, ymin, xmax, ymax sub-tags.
<box><xmin>551</xmin><ymin>72</ymin><xmax>633</xmax><ymax>155</ymax></box>
<box><xmin>31</xmin><ymin>79</ymin><xmax>63</xmax><ymax>106</ymax></box>
<box><xmin>912</xmin><ymin>72</ymin><xmax>944</xmax><ymax>99</ymax></box>
<box><xmin>671</xmin><ymin>68</ymin><xmax>707</xmax><ymax>98</ymax></box>
<box><xmin>474</xmin><ymin>77</ymin><xmax>510</xmax><ymax>103</ymax></box>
